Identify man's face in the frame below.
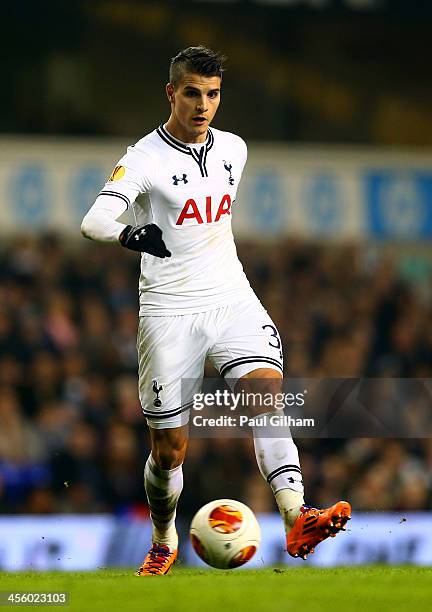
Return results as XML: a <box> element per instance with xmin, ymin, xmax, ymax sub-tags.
<box><xmin>167</xmin><ymin>73</ymin><xmax>221</xmax><ymax>140</ymax></box>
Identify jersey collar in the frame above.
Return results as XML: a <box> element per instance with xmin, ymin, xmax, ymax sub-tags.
<box><xmin>157</xmin><ymin>123</ymin><xmax>214</xmax><ymax>156</ymax></box>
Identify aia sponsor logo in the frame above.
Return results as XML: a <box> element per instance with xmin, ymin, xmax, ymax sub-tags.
<box><xmin>176</xmin><ymin>194</ymin><xmax>232</xmax><ymax>225</ymax></box>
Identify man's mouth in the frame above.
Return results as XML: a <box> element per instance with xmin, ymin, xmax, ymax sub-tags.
<box><xmin>192</xmin><ymin>116</ymin><xmax>207</xmax><ymax>125</ymax></box>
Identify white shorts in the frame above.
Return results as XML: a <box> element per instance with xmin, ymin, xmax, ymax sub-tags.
<box><xmin>137</xmin><ymin>297</ymin><xmax>283</xmax><ymax>429</ymax></box>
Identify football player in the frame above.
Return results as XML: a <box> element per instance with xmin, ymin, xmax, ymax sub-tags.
<box><xmin>81</xmin><ymin>46</ymin><xmax>351</xmax><ymax>575</ymax></box>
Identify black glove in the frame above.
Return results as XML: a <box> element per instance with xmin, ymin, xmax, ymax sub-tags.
<box><xmin>119</xmin><ymin>224</ymin><xmax>171</xmax><ymax>258</ymax></box>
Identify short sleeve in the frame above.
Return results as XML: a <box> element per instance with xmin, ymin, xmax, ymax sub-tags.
<box><xmin>99</xmin><ymin>145</ymin><xmax>157</xmax><ymax>206</ymax></box>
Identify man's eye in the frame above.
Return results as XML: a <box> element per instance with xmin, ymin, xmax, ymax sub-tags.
<box><xmin>185</xmin><ymin>91</ymin><xmax>197</xmax><ymax>97</ymax></box>
<box><xmin>208</xmin><ymin>92</ymin><xmax>219</xmax><ymax>99</ymax></box>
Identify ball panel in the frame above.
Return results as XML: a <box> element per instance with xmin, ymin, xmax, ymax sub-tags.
<box><xmin>190</xmin><ymin>533</ymin><xmax>209</xmax><ymax>563</ymax></box>
<box><xmin>208</xmin><ymin>504</ymin><xmax>243</xmax><ymax>533</ymax></box>
<box><xmin>228</xmin><ymin>545</ymin><xmax>257</xmax><ymax>568</ymax></box>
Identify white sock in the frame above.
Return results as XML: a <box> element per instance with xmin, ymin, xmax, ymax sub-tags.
<box><xmin>144</xmin><ymin>453</ymin><xmax>182</xmax><ymax>550</ymax></box>
<box><xmin>252</xmin><ymin>415</ymin><xmax>304</xmax><ymax>533</ymax></box>
<box><xmin>275</xmin><ymin>489</ymin><xmax>304</xmax><ymax>532</ymax></box>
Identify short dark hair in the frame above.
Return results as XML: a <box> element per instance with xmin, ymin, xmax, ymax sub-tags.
<box><xmin>169</xmin><ymin>46</ymin><xmax>226</xmax><ymax>87</ymax></box>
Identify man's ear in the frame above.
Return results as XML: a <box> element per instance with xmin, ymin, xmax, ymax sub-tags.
<box><xmin>166</xmin><ymin>83</ymin><xmax>175</xmax><ymax>102</ymax></box>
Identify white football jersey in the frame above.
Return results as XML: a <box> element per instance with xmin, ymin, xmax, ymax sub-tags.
<box><xmin>98</xmin><ymin>124</ymin><xmax>255</xmax><ymax>315</ymax></box>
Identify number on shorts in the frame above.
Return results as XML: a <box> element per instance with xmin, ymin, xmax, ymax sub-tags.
<box><xmin>262</xmin><ymin>324</ymin><xmax>283</xmax><ymax>360</ymax></box>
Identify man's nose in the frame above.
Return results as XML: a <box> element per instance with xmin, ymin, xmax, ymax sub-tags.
<box><xmin>196</xmin><ymin>98</ymin><xmax>207</xmax><ymax>112</ymax></box>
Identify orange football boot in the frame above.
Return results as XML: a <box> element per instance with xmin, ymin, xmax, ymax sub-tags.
<box><xmin>135</xmin><ymin>543</ymin><xmax>177</xmax><ymax>576</ymax></box>
<box><xmin>287</xmin><ymin>501</ymin><xmax>351</xmax><ymax>560</ymax></box>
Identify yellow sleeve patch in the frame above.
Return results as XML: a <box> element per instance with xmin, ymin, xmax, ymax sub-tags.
<box><xmin>108</xmin><ymin>165</ymin><xmax>125</xmax><ymax>181</ymax></box>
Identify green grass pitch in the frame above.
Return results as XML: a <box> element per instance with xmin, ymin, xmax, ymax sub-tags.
<box><xmin>1</xmin><ymin>567</ymin><xmax>430</xmax><ymax>611</ymax></box>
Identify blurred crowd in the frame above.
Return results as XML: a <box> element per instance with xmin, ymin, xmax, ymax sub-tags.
<box><xmin>0</xmin><ymin>235</ymin><xmax>431</xmax><ymax>517</ymax></box>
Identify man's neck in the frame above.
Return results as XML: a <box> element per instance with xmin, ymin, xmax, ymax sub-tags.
<box><xmin>164</xmin><ymin>118</ymin><xmax>207</xmax><ymax>144</ymax></box>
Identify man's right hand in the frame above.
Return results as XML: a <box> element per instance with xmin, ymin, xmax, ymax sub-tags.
<box><xmin>119</xmin><ymin>224</ymin><xmax>171</xmax><ymax>258</ymax></box>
